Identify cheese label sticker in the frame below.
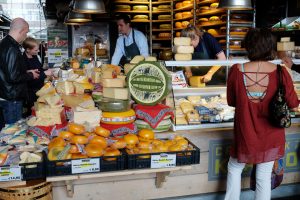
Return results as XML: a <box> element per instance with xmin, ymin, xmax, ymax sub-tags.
<box><xmin>0</xmin><ymin>166</ymin><xmax>22</xmax><ymax>182</ymax></box>
<box><xmin>151</xmin><ymin>153</ymin><xmax>176</xmax><ymax>168</ymax></box>
<box><xmin>71</xmin><ymin>158</ymin><xmax>100</xmax><ymax>174</ymax></box>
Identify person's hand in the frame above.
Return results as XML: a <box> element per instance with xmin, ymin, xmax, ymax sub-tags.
<box><xmin>202</xmin><ymin>73</ymin><xmax>213</xmax><ymax>83</ymax></box>
<box><xmin>44</xmin><ymin>69</ymin><xmax>53</xmax><ymax>76</ymax></box>
<box><xmin>27</xmin><ymin>69</ymin><xmax>40</xmax><ymax>79</ymax></box>
<box><xmin>281</xmin><ymin>56</ymin><xmax>294</xmax><ymax>68</ymax></box>
<box><xmin>185</xmin><ymin>70</ymin><xmax>192</xmax><ymax>79</ymax></box>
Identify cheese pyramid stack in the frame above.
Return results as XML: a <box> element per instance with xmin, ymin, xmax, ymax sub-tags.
<box><xmin>173</xmin><ymin>37</ymin><xmax>194</xmax><ymax>61</ymax></box>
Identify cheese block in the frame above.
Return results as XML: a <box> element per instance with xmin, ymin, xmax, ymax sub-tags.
<box><xmin>61</xmin><ymin>94</ymin><xmax>93</xmax><ymax>108</ymax></box>
<box><xmin>189</xmin><ymin>76</ymin><xmax>206</xmax><ymax>87</ymax></box>
<box><xmin>158</xmin><ymin>15</ymin><xmax>171</xmax><ymax>20</ymax></box>
<box><xmin>56</xmin><ymin>81</ymin><xmax>75</xmax><ymax>95</ymax></box>
<box><xmin>127</xmin><ymin>61</ymin><xmax>172</xmax><ymax>105</ymax></box>
<box><xmin>73</xmin><ymin>110</ymin><xmax>102</xmax><ymax>125</ymax></box>
<box><xmin>174</xmin><ymin>37</ymin><xmax>191</xmax><ymax>46</ymax></box>
<box><xmin>115</xmin><ymin>5</ymin><xmax>130</xmax><ymax>11</ymax></box>
<box><xmin>281</xmin><ymin>37</ymin><xmax>290</xmax><ymax>42</ymax></box>
<box><xmin>173</xmin><ymin>45</ymin><xmax>194</xmax><ymax>54</ymax></box>
<box><xmin>102</xmin><ymin>68</ymin><xmax>117</xmax><ymax>78</ymax></box>
<box><xmin>35</xmin><ymin>107</ymin><xmax>64</xmax><ymax>125</ymax></box>
<box><xmin>145</xmin><ymin>56</ymin><xmax>157</xmax><ymax>61</ymax></box>
<box><xmin>44</xmin><ymin>94</ymin><xmax>62</xmax><ymax>107</ymax></box>
<box><xmin>176</xmin><ymin>117</ymin><xmax>188</xmax><ymax>125</ymax></box>
<box><xmin>158</xmin><ymin>5</ymin><xmax>171</xmax><ymax>10</ymax></box>
<box><xmin>101</xmin><ymin>78</ymin><xmax>125</xmax><ymax>88</ymax></box>
<box><xmin>130</xmin><ymin>55</ymin><xmax>145</xmax><ymax>64</ymax></box>
<box><xmin>277</xmin><ymin>42</ymin><xmax>295</xmax><ymax>51</ymax></box>
<box><xmin>36</xmin><ymin>82</ymin><xmax>56</xmax><ymax>97</ymax></box>
<box><xmin>103</xmin><ymin>88</ymin><xmax>129</xmax><ymax>100</ymax></box>
<box><xmin>135</xmin><ymin>119</ymin><xmax>171</xmax><ymax>132</ymax></box>
<box><xmin>132</xmin><ymin>5</ymin><xmax>148</xmax><ymax>11</ymax></box>
<box><xmin>73</xmin><ymin>82</ymin><xmax>94</xmax><ymax>94</ymax></box>
<box><xmin>187</xmin><ymin>96</ymin><xmax>201</xmax><ymax>105</ymax></box>
<box><xmin>133</xmin><ymin>15</ymin><xmax>149</xmax><ymax>20</ymax></box>
<box><xmin>159</xmin><ymin>24</ymin><xmax>171</xmax><ymax>29</ymax></box>
<box><xmin>124</xmin><ymin>63</ymin><xmax>136</xmax><ymax>75</ymax></box>
<box><xmin>101</xmin><ymin>109</ymin><xmax>136</xmax><ymax>125</ymax></box>
<box><xmin>186</xmin><ymin>110</ymin><xmax>200</xmax><ymax>124</ymax></box>
<box><xmin>174</xmin><ymin>53</ymin><xmax>192</xmax><ymax>61</ymax></box>
<box><xmin>180</xmin><ymin>101</ymin><xmax>194</xmax><ymax>114</ymax></box>
<box><xmin>97</xmin><ymin>98</ymin><xmax>130</xmax><ymax>112</ymax></box>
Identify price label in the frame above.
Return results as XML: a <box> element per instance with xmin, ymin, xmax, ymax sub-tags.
<box><xmin>54</xmin><ymin>51</ymin><xmax>62</xmax><ymax>57</ymax></box>
<box><xmin>151</xmin><ymin>154</ymin><xmax>176</xmax><ymax>169</ymax></box>
<box><xmin>71</xmin><ymin>158</ymin><xmax>100</xmax><ymax>174</ymax></box>
<box><xmin>0</xmin><ymin>166</ymin><xmax>22</xmax><ymax>182</ymax></box>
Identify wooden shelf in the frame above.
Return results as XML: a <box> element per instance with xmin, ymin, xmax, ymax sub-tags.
<box><xmin>197</xmin><ymin>21</ymin><xmax>226</xmax><ymax>27</ymax></box>
<box><xmin>152</xmin><ymin>19</ymin><xmax>171</xmax><ymax>22</ymax></box>
<box><xmin>115</xmin><ymin>11</ymin><xmax>150</xmax><ymax>14</ymax></box>
<box><xmin>152</xmin><ymin>47</ymin><xmax>172</xmax><ymax>50</ymax></box>
<box><xmin>197</xmin><ymin>0</ymin><xmax>219</xmax><ymax>6</ymax></box>
<box><xmin>196</xmin><ymin>9</ymin><xmax>225</xmax><ymax>17</ymax></box>
<box><xmin>152</xmin><ymin>29</ymin><xmax>172</xmax><ymax>31</ymax></box>
<box><xmin>174</xmin><ymin>27</ymin><xmax>187</xmax><ymax>31</ymax></box>
<box><xmin>152</xmin><ymin>10</ymin><xmax>172</xmax><ymax>14</ymax></box>
<box><xmin>213</xmin><ymin>34</ymin><xmax>226</xmax><ymax>38</ymax></box>
<box><xmin>113</xmin><ymin>1</ymin><xmax>150</xmax><ymax>5</ymax></box>
<box><xmin>131</xmin><ymin>19</ymin><xmax>150</xmax><ymax>23</ymax></box>
<box><xmin>152</xmin><ymin>38</ymin><xmax>171</xmax><ymax>41</ymax></box>
<box><xmin>174</xmin><ymin>16</ymin><xmax>193</xmax><ymax>21</ymax></box>
<box><xmin>152</xmin><ymin>1</ymin><xmax>172</xmax><ymax>5</ymax></box>
<box><xmin>174</xmin><ymin>5</ymin><xmax>193</xmax><ymax>12</ymax></box>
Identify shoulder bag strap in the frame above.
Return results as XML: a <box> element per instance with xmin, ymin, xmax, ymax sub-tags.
<box><xmin>277</xmin><ymin>65</ymin><xmax>284</xmax><ymax>94</ymax></box>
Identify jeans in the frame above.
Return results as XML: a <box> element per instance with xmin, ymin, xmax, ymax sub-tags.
<box><xmin>224</xmin><ymin>157</ymin><xmax>274</xmax><ymax>200</ymax></box>
<box><xmin>0</xmin><ymin>100</ymin><xmax>23</xmax><ymax>126</ymax></box>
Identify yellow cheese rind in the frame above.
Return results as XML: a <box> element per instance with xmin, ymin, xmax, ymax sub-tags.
<box><xmin>189</xmin><ymin>76</ymin><xmax>206</xmax><ymax>87</ymax></box>
<box><xmin>174</xmin><ymin>53</ymin><xmax>192</xmax><ymax>61</ymax></box>
<box><xmin>174</xmin><ymin>45</ymin><xmax>194</xmax><ymax>54</ymax></box>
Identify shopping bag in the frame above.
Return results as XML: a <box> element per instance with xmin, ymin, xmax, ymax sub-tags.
<box><xmin>250</xmin><ymin>158</ymin><xmax>284</xmax><ymax>191</ymax></box>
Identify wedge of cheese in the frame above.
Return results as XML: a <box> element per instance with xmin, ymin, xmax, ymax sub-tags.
<box><xmin>56</xmin><ymin>81</ymin><xmax>75</xmax><ymax>95</ymax></box>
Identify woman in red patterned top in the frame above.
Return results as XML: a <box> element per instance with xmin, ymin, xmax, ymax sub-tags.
<box><xmin>224</xmin><ymin>28</ymin><xmax>299</xmax><ymax>200</ymax></box>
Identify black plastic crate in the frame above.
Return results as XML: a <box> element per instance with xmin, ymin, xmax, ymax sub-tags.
<box><xmin>46</xmin><ymin>153</ymin><xmax>126</xmax><ymax>177</ymax></box>
<box><xmin>127</xmin><ymin>138</ymin><xmax>200</xmax><ymax>169</ymax></box>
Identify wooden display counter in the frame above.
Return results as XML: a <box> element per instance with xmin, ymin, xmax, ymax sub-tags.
<box><xmin>48</xmin><ymin>123</ymin><xmax>300</xmax><ymax>200</ymax></box>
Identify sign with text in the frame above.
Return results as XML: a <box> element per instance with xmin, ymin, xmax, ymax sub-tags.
<box><xmin>208</xmin><ymin>133</ymin><xmax>300</xmax><ymax>181</ymax></box>
<box><xmin>0</xmin><ymin>166</ymin><xmax>21</xmax><ymax>182</ymax></box>
<box><xmin>151</xmin><ymin>154</ymin><xmax>176</xmax><ymax>168</ymax></box>
<box><xmin>71</xmin><ymin>158</ymin><xmax>100</xmax><ymax>174</ymax></box>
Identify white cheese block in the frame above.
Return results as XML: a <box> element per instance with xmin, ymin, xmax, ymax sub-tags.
<box><xmin>124</xmin><ymin>64</ymin><xmax>136</xmax><ymax>75</ymax></box>
<box><xmin>56</xmin><ymin>81</ymin><xmax>75</xmax><ymax>95</ymax></box>
<box><xmin>145</xmin><ymin>56</ymin><xmax>157</xmax><ymax>61</ymax></box>
<box><xmin>103</xmin><ymin>88</ymin><xmax>129</xmax><ymax>100</ymax></box>
<box><xmin>101</xmin><ymin>78</ymin><xmax>125</xmax><ymax>88</ymax></box>
<box><xmin>281</xmin><ymin>37</ymin><xmax>290</xmax><ymax>42</ymax></box>
<box><xmin>130</xmin><ymin>55</ymin><xmax>145</xmax><ymax>64</ymax></box>
<box><xmin>175</xmin><ymin>53</ymin><xmax>192</xmax><ymax>61</ymax></box>
<box><xmin>73</xmin><ymin>110</ymin><xmax>102</xmax><ymax>125</ymax></box>
<box><xmin>174</xmin><ymin>37</ymin><xmax>191</xmax><ymax>46</ymax></box>
<box><xmin>174</xmin><ymin>45</ymin><xmax>194</xmax><ymax>54</ymax></box>
<box><xmin>277</xmin><ymin>42</ymin><xmax>295</xmax><ymax>51</ymax></box>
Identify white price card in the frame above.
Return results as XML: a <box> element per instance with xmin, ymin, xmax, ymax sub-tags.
<box><xmin>71</xmin><ymin>158</ymin><xmax>100</xmax><ymax>174</ymax></box>
<box><xmin>151</xmin><ymin>154</ymin><xmax>176</xmax><ymax>169</ymax></box>
<box><xmin>0</xmin><ymin>166</ymin><xmax>22</xmax><ymax>182</ymax></box>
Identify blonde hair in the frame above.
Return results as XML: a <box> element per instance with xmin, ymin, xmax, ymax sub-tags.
<box><xmin>23</xmin><ymin>37</ymin><xmax>39</xmax><ymax>50</ymax></box>
<box><xmin>181</xmin><ymin>25</ymin><xmax>203</xmax><ymax>40</ymax></box>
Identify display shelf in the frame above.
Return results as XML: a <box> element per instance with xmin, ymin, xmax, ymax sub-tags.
<box><xmin>152</xmin><ymin>38</ymin><xmax>171</xmax><ymax>40</ymax></box>
<box><xmin>113</xmin><ymin>1</ymin><xmax>150</xmax><ymax>5</ymax></box>
<box><xmin>174</xmin><ymin>16</ymin><xmax>194</xmax><ymax>21</ymax></box>
<box><xmin>198</xmin><ymin>0</ymin><xmax>219</xmax><ymax>6</ymax></box>
<box><xmin>152</xmin><ymin>1</ymin><xmax>172</xmax><ymax>5</ymax></box>
<box><xmin>114</xmin><ymin>11</ymin><xmax>150</xmax><ymax>14</ymax></box>
<box><xmin>196</xmin><ymin>9</ymin><xmax>225</xmax><ymax>17</ymax></box>
<box><xmin>174</xmin><ymin>5</ymin><xmax>193</xmax><ymax>12</ymax></box>
<box><xmin>152</xmin><ymin>47</ymin><xmax>172</xmax><ymax>50</ymax></box>
<box><xmin>174</xmin><ymin>27</ymin><xmax>188</xmax><ymax>31</ymax></box>
<box><xmin>152</xmin><ymin>11</ymin><xmax>172</xmax><ymax>14</ymax></box>
<box><xmin>172</xmin><ymin>86</ymin><xmax>227</xmax><ymax>97</ymax></box>
<box><xmin>172</xmin><ymin>123</ymin><xmax>233</xmax><ymax>131</ymax></box>
<box><xmin>152</xmin><ymin>19</ymin><xmax>172</xmax><ymax>22</ymax></box>
<box><xmin>229</xmin><ymin>22</ymin><xmax>254</xmax><ymax>27</ymax></box>
<box><xmin>197</xmin><ymin>21</ymin><xmax>226</xmax><ymax>27</ymax></box>
<box><xmin>131</xmin><ymin>20</ymin><xmax>151</xmax><ymax>23</ymax></box>
<box><xmin>152</xmin><ymin>29</ymin><xmax>172</xmax><ymax>31</ymax></box>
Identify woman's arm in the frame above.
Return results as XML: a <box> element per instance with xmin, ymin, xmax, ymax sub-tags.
<box><xmin>202</xmin><ymin>51</ymin><xmax>226</xmax><ymax>82</ymax></box>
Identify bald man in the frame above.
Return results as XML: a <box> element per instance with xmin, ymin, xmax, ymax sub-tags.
<box><xmin>0</xmin><ymin>18</ymin><xmax>39</xmax><ymax>128</ymax></box>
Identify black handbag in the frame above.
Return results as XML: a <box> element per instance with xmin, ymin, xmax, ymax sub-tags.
<box><xmin>269</xmin><ymin>65</ymin><xmax>291</xmax><ymax>128</ymax></box>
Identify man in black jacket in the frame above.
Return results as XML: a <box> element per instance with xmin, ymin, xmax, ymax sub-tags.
<box><xmin>0</xmin><ymin>18</ymin><xmax>39</xmax><ymax>128</ymax></box>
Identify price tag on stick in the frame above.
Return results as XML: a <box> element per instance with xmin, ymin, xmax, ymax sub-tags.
<box><xmin>0</xmin><ymin>166</ymin><xmax>22</xmax><ymax>182</ymax></box>
<box><xmin>151</xmin><ymin>153</ymin><xmax>176</xmax><ymax>169</ymax></box>
<box><xmin>71</xmin><ymin>158</ymin><xmax>100</xmax><ymax>174</ymax></box>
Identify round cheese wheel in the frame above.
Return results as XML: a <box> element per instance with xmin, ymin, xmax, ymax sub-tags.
<box><xmin>175</xmin><ymin>13</ymin><xmax>183</xmax><ymax>19</ymax></box>
<box><xmin>182</xmin><ymin>1</ymin><xmax>192</xmax><ymax>7</ymax></box>
<box><xmin>133</xmin><ymin>15</ymin><xmax>149</xmax><ymax>20</ymax></box>
<box><xmin>199</xmin><ymin>18</ymin><xmax>208</xmax><ymax>22</ymax></box>
<box><xmin>182</xmin><ymin>11</ymin><xmax>192</xmax><ymax>18</ymax></box>
<box><xmin>207</xmin><ymin>29</ymin><xmax>219</xmax><ymax>36</ymax></box>
<box><xmin>182</xmin><ymin>21</ymin><xmax>190</xmax><ymax>28</ymax></box>
<box><xmin>175</xmin><ymin>22</ymin><xmax>182</xmax><ymax>28</ymax></box>
<box><xmin>158</xmin><ymin>15</ymin><xmax>171</xmax><ymax>20</ymax></box>
<box><xmin>158</xmin><ymin>5</ymin><xmax>171</xmax><ymax>9</ymax></box>
<box><xmin>132</xmin><ymin>5</ymin><xmax>148</xmax><ymax>11</ymax></box>
<box><xmin>210</xmin><ymin>3</ymin><xmax>219</xmax><ymax>9</ymax></box>
<box><xmin>230</xmin><ymin>27</ymin><xmax>248</xmax><ymax>35</ymax></box>
<box><xmin>209</xmin><ymin>16</ymin><xmax>220</xmax><ymax>21</ymax></box>
<box><xmin>115</xmin><ymin>5</ymin><xmax>130</xmax><ymax>11</ymax></box>
<box><xmin>158</xmin><ymin>32</ymin><xmax>171</xmax><ymax>38</ymax></box>
<box><xmin>101</xmin><ymin>109</ymin><xmax>136</xmax><ymax>125</ymax></box>
<box><xmin>97</xmin><ymin>98</ymin><xmax>130</xmax><ymax>112</ymax></box>
<box><xmin>199</xmin><ymin>6</ymin><xmax>210</xmax><ymax>11</ymax></box>
<box><xmin>176</xmin><ymin>32</ymin><xmax>181</xmax><ymax>37</ymax></box>
<box><xmin>159</xmin><ymin>24</ymin><xmax>172</xmax><ymax>29</ymax></box>
<box><xmin>175</xmin><ymin>3</ymin><xmax>183</xmax><ymax>9</ymax></box>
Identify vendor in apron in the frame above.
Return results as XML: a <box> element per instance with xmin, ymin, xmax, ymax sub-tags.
<box><xmin>111</xmin><ymin>14</ymin><xmax>149</xmax><ymax>66</ymax></box>
<box><xmin>181</xmin><ymin>25</ymin><xmax>227</xmax><ymax>85</ymax></box>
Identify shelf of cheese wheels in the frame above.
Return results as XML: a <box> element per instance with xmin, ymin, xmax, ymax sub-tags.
<box><xmin>113</xmin><ymin>2</ymin><xmax>151</xmax><ymax>23</ymax></box>
<box><xmin>173</xmin><ymin>0</ymin><xmax>194</xmax><ymax>37</ymax></box>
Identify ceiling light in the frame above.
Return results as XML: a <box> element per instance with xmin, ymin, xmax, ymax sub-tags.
<box><xmin>73</xmin><ymin>0</ymin><xmax>106</xmax><ymax>14</ymax></box>
<box><xmin>219</xmin><ymin>0</ymin><xmax>253</xmax><ymax>10</ymax></box>
<box><xmin>67</xmin><ymin>10</ymin><xmax>92</xmax><ymax>23</ymax></box>
<box><xmin>64</xmin><ymin>15</ymin><xmax>83</xmax><ymax>26</ymax></box>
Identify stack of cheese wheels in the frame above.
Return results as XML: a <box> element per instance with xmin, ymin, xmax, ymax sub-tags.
<box><xmin>173</xmin><ymin>37</ymin><xmax>193</xmax><ymax>61</ymax></box>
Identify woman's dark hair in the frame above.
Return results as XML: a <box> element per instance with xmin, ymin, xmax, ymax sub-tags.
<box><xmin>116</xmin><ymin>14</ymin><xmax>131</xmax><ymax>25</ymax></box>
<box><xmin>244</xmin><ymin>28</ymin><xmax>277</xmax><ymax>61</ymax></box>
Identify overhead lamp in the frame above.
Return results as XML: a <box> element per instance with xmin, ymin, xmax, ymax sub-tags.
<box><xmin>67</xmin><ymin>10</ymin><xmax>92</xmax><ymax>23</ymax></box>
<box><xmin>73</xmin><ymin>0</ymin><xmax>106</xmax><ymax>14</ymax></box>
<box><xmin>219</xmin><ymin>0</ymin><xmax>253</xmax><ymax>10</ymax></box>
<box><xmin>64</xmin><ymin>15</ymin><xmax>83</xmax><ymax>26</ymax></box>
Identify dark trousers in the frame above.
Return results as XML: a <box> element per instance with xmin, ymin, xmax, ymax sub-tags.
<box><xmin>0</xmin><ymin>100</ymin><xmax>23</xmax><ymax>128</ymax></box>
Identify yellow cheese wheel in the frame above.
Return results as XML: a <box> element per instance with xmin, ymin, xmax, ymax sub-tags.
<box><xmin>207</xmin><ymin>29</ymin><xmax>219</xmax><ymax>36</ymax></box>
<box><xmin>181</xmin><ymin>21</ymin><xmax>190</xmax><ymax>28</ymax></box>
<box><xmin>210</xmin><ymin>3</ymin><xmax>219</xmax><ymax>9</ymax></box>
<box><xmin>182</xmin><ymin>12</ymin><xmax>192</xmax><ymax>18</ymax></box>
<box><xmin>158</xmin><ymin>32</ymin><xmax>171</xmax><ymax>38</ymax></box>
<box><xmin>175</xmin><ymin>22</ymin><xmax>182</xmax><ymax>28</ymax></box>
<box><xmin>176</xmin><ymin>32</ymin><xmax>181</xmax><ymax>37</ymax></box>
<box><xmin>101</xmin><ymin>109</ymin><xmax>136</xmax><ymax>125</ymax></box>
<box><xmin>159</xmin><ymin>24</ymin><xmax>172</xmax><ymax>29</ymax></box>
<box><xmin>132</xmin><ymin>5</ymin><xmax>148</xmax><ymax>11</ymax></box>
<box><xmin>175</xmin><ymin>13</ymin><xmax>183</xmax><ymax>19</ymax></box>
<box><xmin>158</xmin><ymin>15</ymin><xmax>171</xmax><ymax>20</ymax></box>
<box><xmin>133</xmin><ymin>15</ymin><xmax>149</xmax><ymax>20</ymax></box>
<box><xmin>182</xmin><ymin>1</ymin><xmax>192</xmax><ymax>7</ymax></box>
<box><xmin>175</xmin><ymin>3</ymin><xmax>183</xmax><ymax>9</ymax></box>
<box><xmin>209</xmin><ymin>16</ymin><xmax>220</xmax><ymax>21</ymax></box>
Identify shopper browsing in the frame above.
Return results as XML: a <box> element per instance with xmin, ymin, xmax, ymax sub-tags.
<box><xmin>111</xmin><ymin>14</ymin><xmax>149</xmax><ymax>66</ymax></box>
<box><xmin>281</xmin><ymin>56</ymin><xmax>300</xmax><ymax>73</ymax></box>
<box><xmin>23</xmin><ymin>37</ymin><xmax>53</xmax><ymax>116</ymax></box>
<box><xmin>181</xmin><ymin>25</ymin><xmax>226</xmax><ymax>84</ymax></box>
<box><xmin>225</xmin><ymin>28</ymin><xmax>299</xmax><ymax>200</ymax></box>
<box><xmin>0</xmin><ymin>18</ymin><xmax>39</xmax><ymax>128</ymax></box>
